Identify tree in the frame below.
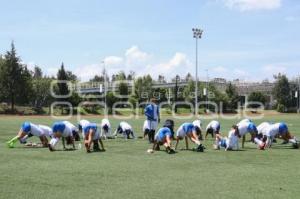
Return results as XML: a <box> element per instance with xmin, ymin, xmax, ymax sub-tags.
<box><xmin>157</xmin><ymin>75</ymin><xmax>166</xmax><ymax>83</ymax></box>
<box><xmin>16</xmin><ymin>66</ymin><xmax>33</xmax><ymax>105</ymax></box>
<box><xmin>226</xmin><ymin>83</ymin><xmax>239</xmax><ymax>111</ymax></box>
<box><xmin>185</xmin><ymin>73</ymin><xmax>193</xmax><ymax>82</ymax></box>
<box><xmin>32</xmin><ymin>77</ymin><xmax>53</xmax><ymax>109</ymax></box>
<box><xmin>273</xmin><ymin>73</ymin><xmax>291</xmax><ymax>112</ymax></box>
<box><xmin>248</xmin><ymin>91</ymin><xmax>267</xmax><ymax>108</ymax></box>
<box><xmin>134</xmin><ymin>75</ymin><xmax>153</xmax><ymax>102</ymax></box>
<box><xmin>90</xmin><ymin>75</ymin><xmax>104</xmax><ymax>82</ymax></box>
<box><xmin>57</xmin><ymin>63</ymin><xmax>69</xmax><ymax>95</ymax></box>
<box><xmin>0</xmin><ymin>42</ymin><xmax>24</xmax><ymax>111</ymax></box>
<box><xmin>66</xmin><ymin>71</ymin><xmax>77</xmax><ymax>82</ymax></box>
<box><xmin>0</xmin><ymin>55</ymin><xmax>5</xmax><ymax>102</ymax></box>
<box><xmin>209</xmin><ymin>84</ymin><xmax>229</xmax><ymax>113</ymax></box>
<box><xmin>115</xmin><ymin>71</ymin><xmax>126</xmax><ymax>81</ymax></box>
<box><xmin>33</xmin><ymin>66</ymin><xmax>43</xmax><ymax>78</ymax></box>
<box><xmin>127</xmin><ymin>71</ymin><xmax>135</xmax><ymax>80</ymax></box>
<box><xmin>106</xmin><ymin>91</ymin><xmax>117</xmax><ymax>114</ymax></box>
<box><xmin>57</xmin><ymin>63</ymin><xmax>69</xmax><ymax>114</ymax></box>
<box><xmin>119</xmin><ymin>82</ymin><xmax>129</xmax><ymax>97</ymax></box>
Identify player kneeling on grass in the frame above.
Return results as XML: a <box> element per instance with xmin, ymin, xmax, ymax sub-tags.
<box><xmin>101</xmin><ymin>118</ymin><xmax>112</xmax><ymax>139</ymax></box>
<box><xmin>82</xmin><ymin>123</ymin><xmax>105</xmax><ymax>153</ymax></box>
<box><xmin>262</xmin><ymin>122</ymin><xmax>299</xmax><ymax>149</ymax></box>
<box><xmin>205</xmin><ymin>120</ymin><xmax>221</xmax><ymax>139</ymax></box>
<box><xmin>48</xmin><ymin>121</ymin><xmax>76</xmax><ymax>151</ymax></box>
<box><xmin>149</xmin><ymin>120</ymin><xmax>175</xmax><ymax>154</ymax></box>
<box><xmin>7</xmin><ymin>122</ymin><xmax>51</xmax><ymax>148</ymax></box>
<box><xmin>114</xmin><ymin>121</ymin><xmax>136</xmax><ymax>139</ymax></box>
<box><xmin>175</xmin><ymin>123</ymin><xmax>205</xmax><ymax>152</ymax></box>
<box><xmin>214</xmin><ymin>125</ymin><xmax>240</xmax><ymax>151</ymax></box>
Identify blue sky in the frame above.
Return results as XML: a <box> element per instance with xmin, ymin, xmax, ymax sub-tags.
<box><xmin>0</xmin><ymin>0</ymin><xmax>299</xmax><ymax>82</ymax></box>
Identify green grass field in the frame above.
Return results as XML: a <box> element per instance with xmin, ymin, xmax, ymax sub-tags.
<box><xmin>1</xmin><ymin>114</ymin><xmax>300</xmax><ymax>199</ymax></box>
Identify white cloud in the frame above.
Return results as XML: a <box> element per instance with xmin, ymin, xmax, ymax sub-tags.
<box><xmin>262</xmin><ymin>64</ymin><xmax>287</xmax><ymax>74</ymax></box>
<box><xmin>233</xmin><ymin>68</ymin><xmax>247</xmax><ymax>76</ymax></box>
<box><xmin>103</xmin><ymin>56</ymin><xmax>123</xmax><ymax>68</ymax></box>
<box><xmin>147</xmin><ymin>52</ymin><xmax>192</xmax><ymax>79</ymax></box>
<box><xmin>223</xmin><ymin>0</ymin><xmax>281</xmax><ymax>11</ymax></box>
<box><xmin>212</xmin><ymin>66</ymin><xmax>228</xmax><ymax>73</ymax></box>
<box><xmin>74</xmin><ymin>64</ymin><xmax>102</xmax><ymax>81</ymax></box>
<box><xmin>125</xmin><ymin>45</ymin><xmax>151</xmax><ymax>69</ymax></box>
<box><xmin>74</xmin><ymin>46</ymin><xmax>151</xmax><ymax>81</ymax></box>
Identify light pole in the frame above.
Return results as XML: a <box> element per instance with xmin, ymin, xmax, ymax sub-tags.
<box><xmin>205</xmin><ymin>69</ymin><xmax>209</xmax><ymax>112</ymax></box>
<box><xmin>298</xmin><ymin>76</ymin><xmax>300</xmax><ymax>113</ymax></box>
<box><xmin>101</xmin><ymin>61</ymin><xmax>107</xmax><ymax>115</ymax></box>
<box><xmin>192</xmin><ymin>28</ymin><xmax>203</xmax><ymax>115</ymax></box>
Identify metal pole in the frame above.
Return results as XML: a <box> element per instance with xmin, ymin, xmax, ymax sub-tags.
<box><xmin>298</xmin><ymin>76</ymin><xmax>300</xmax><ymax>113</ymax></box>
<box><xmin>102</xmin><ymin>61</ymin><xmax>107</xmax><ymax>115</ymax></box>
<box><xmin>206</xmin><ymin>69</ymin><xmax>209</xmax><ymax>112</ymax></box>
<box><xmin>195</xmin><ymin>38</ymin><xmax>198</xmax><ymax>115</ymax></box>
<box><xmin>192</xmin><ymin>28</ymin><xmax>203</xmax><ymax>115</ymax></box>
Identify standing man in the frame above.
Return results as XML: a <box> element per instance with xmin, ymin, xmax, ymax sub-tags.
<box><xmin>144</xmin><ymin>98</ymin><xmax>160</xmax><ymax>143</ymax></box>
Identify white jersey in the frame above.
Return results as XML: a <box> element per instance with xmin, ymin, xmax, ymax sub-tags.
<box><xmin>206</xmin><ymin>120</ymin><xmax>220</xmax><ymax>133</ymax></box>
<box><xmin>237</xmin><ymin>121</ymin><xmax>251</xmax><ymax>136</ymax></box>
<box><xmin>226</xmin><ymin>130</ymin><xmax>239</xmax><ymax>149</ymax></box>
<box><xmin>193</xmin><ymin>120</ymin><xmax>202</xmax><ymax>130</ymax></box>
<box><xmin>38</xmin><ymin>125</ymin><xmax>53</xmax><ymax>137</ymax></box>
<box><xmin>257</xmin><ymin>122</ymin><xmax>271</xmax><ymax>135</ymax></box>
<box><xmin>62</xmin><ymin>121</ymin><xmax>76</xmax><ymax>137</ymax></box>
<box><xmin>63</xmin><ymin>121</ymin><xmax>77</xmax><ymax>132</ymax></box>
<box><xmin>101</xmin><ymin>119</ymin><xmax>111</xmax><ymax>128</ymax></box>
<box><xmin>239</xmin><ymin>119</ymin><xmax>252</xmax><ymax>124</ymax></box>
<box><xmin>265</xmin><ymin>123</ymin><xmax>281</xmax><ymax>137</ymax></box>
<box><xmin>176</xmin><ymin>124</ymin><xmax>186</xmax><ymax>138</ymax></box>
<box><xmin>79</xmin><ymin>119</ymin><xmax>90</xmax><ymax>129</ymax></box>
<box><xmin>120</xmin><ymin>122</ymin><xmax>132</xmax><ymax>131</ymax></box>
<box><xmin>28</xmin><ymin>123</ymin><xmax>43</xmax><ymax>137</ymax></box>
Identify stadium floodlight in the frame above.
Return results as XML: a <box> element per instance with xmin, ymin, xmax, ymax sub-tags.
<box><xmin>101</xmin><ymin>60</ymin><xmax>107</xmax><ymax>115</ymax></box>
<box><xmin>298</xmin><ymin>76</ymin><xmax>300</xmax><ymax>113</ymax></box>
<box><xmin>192</xmin><ymin>28</ymin><xmax>203</xmax><ymax>115</ymax></box>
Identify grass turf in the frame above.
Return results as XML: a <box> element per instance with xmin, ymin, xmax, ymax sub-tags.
<box><xmin>0</xmin><ymin>114</ymin><xmax>300</xmax><ymax>199</ymax></box>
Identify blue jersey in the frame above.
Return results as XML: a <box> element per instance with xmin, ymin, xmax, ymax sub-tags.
<box><xmin>52</xmin><ymin>122</ymin><xmax>66</xmax><ymax>134</ymax></box>
<box><xmin>182</xmin><ymin>123</ymin><xmax>194</xmax><ymax>134</ymax></box>
<box><xmin>83</xmin><ymin>123</ymin><xmax>97</xmax><ymax>135</ymax></box>
<box><xmin>155</xmin><ymin>127</ymin><xmax>172</xmax><ymax>142</ymax></box>
<box><xmin>144</xmin><ymin>104</ymin><xmax>159</xmax><ymax>121</ymax></box>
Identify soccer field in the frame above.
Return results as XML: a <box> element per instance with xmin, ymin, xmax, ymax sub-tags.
<box><xmin>0</xmin><ymin>114</ymin><xmax>300</xmax><ymax>199</ymax></box>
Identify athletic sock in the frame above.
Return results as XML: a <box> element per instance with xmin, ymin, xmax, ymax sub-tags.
<box><xmin>7</xmin><ymin>136</ymin><xmax>19</xmax><ymax>144</ymax></box>
<box><xmin>254</xmin><ymin>138</ymin><xmax>263</xmax><ymax>145</ymax></box>
<box><xmin>289</xmin><ymin>138</ymin><xmax>297</xmax><ymax>144</ymax></box>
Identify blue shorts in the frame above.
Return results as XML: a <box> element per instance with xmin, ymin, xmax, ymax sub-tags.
<box><xmin>219</xmin><ymin>139</ymin><xmax>227</xmax><ymax>148</ymax></box>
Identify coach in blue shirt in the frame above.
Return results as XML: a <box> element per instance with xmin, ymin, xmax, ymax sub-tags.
<box><xmin>144</xmin><ymin>98</ymin><xmax>160</xmax><ymax>143</ymax></box>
